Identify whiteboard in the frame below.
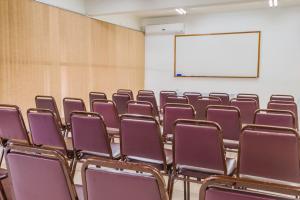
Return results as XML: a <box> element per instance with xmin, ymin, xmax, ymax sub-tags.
<box><xmin>174</xmin><ymin>31</ymin><xmax>261</xmax><ymax>78</ymax></box>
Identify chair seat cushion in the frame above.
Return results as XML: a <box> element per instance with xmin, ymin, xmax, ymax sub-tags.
<box><xmin>80</xmin><ymin>143</ymin><xmax>121</xmax><ymax>159</ymax></box>
<box><xmin>224</xmin><ymin>139</ymin><xmax>239</xmax><ymax>149</ymax></box>
<box><xmin>107</xmin><ymin>127</ymin><xmax>120</xmax><ymax>136</ymax></box>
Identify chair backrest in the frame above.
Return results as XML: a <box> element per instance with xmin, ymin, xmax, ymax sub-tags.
<box><xmin>209</xmin><ymin>93</ymin><xmax>230</xmax><ymax>105</ymax></box>
<box><xmin>238</xmin><ymin>124</ymin><xmax>300</xmax><ymax>184</ymax></box>
<box><xmin>120</xmin><ymin>114</ymin><xmax>166</xmax><ymax>170</ymax></box>
<box><xmin>254</xmin><ymin>109</ymin><xmax>296</xmax><ymax>129</ymax></box>
<box><xmin>199</xmin><ymin>176</ymin><xmax>300</xmax><ymax>200</ymax></box>
<box><xmin>5</xmin><ymin>145</ymin><xmax>78</xmax><ymax>200</ymax></box>
<box><xmin>70</xmin><ymin>111</ymin><xmax>113</xmax><ymax>158</ymax></box>
<box><xmin>0</xmin><ymin>105</ymin><xmax>30</xmax><ymax>144</ymax></box>
<box><xmin>163</xmin><ymin>103</ymin><xmax>195</xmax><ymax>137</ymax></box>
<box><xmin>159</xmin><ymin>91</ymin><xmax>177</xmax><ymax>109</ymax></box>
<box><xmin>270</xmin><ymin>94</ymin><xmax>294</xmax><ymax>102</ymax></box>
<box><xmin>136</xmin><ymin>95</ymin><xmax>159</xmax><ymax>118</ymax></box>
<box><xmin>82</xmin><ymin>158</ymin><xmax>169</xmax><ymax>200</ymax></box>
<box><xmin>230</xmin><ymin>98</ymin><xmax>258</xmax><ymax>124</ymax></box>
<box><xmin>206</xmin><ymin>105</ymin><xmax>241</xmax><ymax>141</ymax></box>
<box><xmin>35</xmin><ymin>95</ymin><xmax>64</xmax><ymax>129</ymax></box>
<box><xmin>27</xmin><ymin>108</ymin><xmax>67</xmax><ymax>153</ymax></box>
<box><xmin>89</xmin><ymin>92</ymin><xmax>107</xmax><ymax>110</ymax></box>
<box><xmin>63</xmin><ymin>98</ymin><xmax>86</xmax><ymax>126</ymax></box>
<box><xmin>183</xmin><ymin>92</ymin><xmax>202</xmax><ymax>108</ymax></box>
<box><xmin>267</xmin><ymin>100</ymin><xmax>298</xmax><ymax>129</ymax></box>
<box><xmin>138</xmin><ymin>90</ymin><xmax>155</xmax><ymax>96</ymax></box>
<box><xmin>166</xmin><ymin>96</ymin><xmax>189</xmax><ymax>104</ymax></box>
<box><xmin>112</xmin><ymin>93</ymin><xmax>131</xmax><ymax>115</ymax></box>
<box><xmin>237</xmin><ymin>93</ymin><xmax>260</xmax><ymax>108</ymax></box>
<box><xmin>174</xmin><ymin>120</ymin><xmax>227</xmax><ymax>175</ymax></box>
<box><xmin>127</xmin><ymin>101</ymin><xmax>154</xmax><ymax>117</ymax></box>
<box><xmin>117</xmin><ymin>89</ymin><xmax>134</xmax><ymax>100</ymax></box>
<box><xmin>92</xmin><ymin>100</ymin><xmax>120</xmax><ymax>129</ymax></box>
<box><xmin>194</xmin><ymin>96</ymin><xmax>222</xmax><ymax>120</ymax></box>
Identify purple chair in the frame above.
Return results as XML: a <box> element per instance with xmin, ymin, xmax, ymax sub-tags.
<box><xmin>27</xmin><ymin>108</ymin><xmax>73</xmax><ymax>160</ymax></box>
<box><xmin>206</xmin><ymin>105</ymin><xmax>241</xmax><ymax>150</ymax></box>
<box><xmin>166</xmin><ymin>96</ymin><xmax>189</xmax><ymax>104</ymax></box>
<box><xmin>237</xmin><ymin>124</ymin><xmax>300</xmax><ymax>184</ymax></box>
<box><xmin>183</xmin><ymin>92</ymin><xmax>202</xmax><ymax>109</ymax></box>
<box><xmin>5</xmin><ymin>145</ymin><xmax>81</xmax><ymax>200</ymax></box>
<box><xmin>120</xmin><ymin>114</ymin><xmax>172</xmax><ymax>174</ymax></box>
<box><xmin>92</xmin><ymin>99</ymin><xmax>120</xmax><ymax>137</ymax></box>
<box><xmin>137</xmin><ymin>94</ymin><xmax>160</xmax><ymax>120</ymax></box>
<box><xmin>169</xmin><ymin>120</ymin><xmax>236</xmax><ymax>200</ymax></box>
<box><xmin>35</xmin><ymin>95</ymin><xmax>65</xmax><ymax>132</ymax></box>
<box><xmin>162</xmin><ymin>103</ymin><xmax>195</xmax><ymax>142</ymax></box>
<box><xmin>112</xmin><ymin>93</ymin><xmax>131</xmax><ymax>115</ymax></box>
<box><xmin>138</xmin><ymin>90</ymin><xmax>155</xmax><ymax>96</ymax></box>
<box><xmin>89</xmin><ymin>92</ymin><xmax>107</xmax><ymax>110</ymax></box>
<box><xmin>160</xmin><ymin>91</ymin><xmax>177</xmax><ymax>110</ymax></box>
<box><xmin>230</xmin><ymin>98</ymin><xmax>258</xmax><ymax>124</ymax></box>
<box><xmin>268</xmin><ymin>100</ymin><xmax>298</xmax><ymax>129</ymax></box>
<box><xmin>117</xmin><ymin>89</ymin><xmax>134</xmax><ymax>100</ymax></box>
<box><xmin>209</xmin><ymin>92</ymin><xmax>230</xmax><ymax>105</ymax></box>
<box><xmin>127</xmin><ymin>101</ymin><xmax>154</xmax><ymax>117</ymax></box>
<box><xmin>270</xmin><ymin>94</ymin><xmax>294</xmax><ymax>102</ymax></box>
<box><xmin>254</xmin><ymin>109</ymin><xmax>296</xmax><ymax>129</ymax></box>
<box><xmin>81</xmin><ymin>158</ymin><xmax>169</xmax><ymax>200</ymax></box>
<box><xmin>70</xmin><ymin>111</ymin><xmax>120</xmax><ymax>177</ymax></box>
<box><xmin>194</xmin><ymin>96</ymin><xmax>222</xmax><ymax>120</ymax></box>
<box><xmin>0</xmin><ymin>105</ymin><xmax>31</xmax><ymax>165</ymax></box>
<box><xmin>237</xmin><ymin>93</ymin><xmax>260</xmax><ymax>108</ymax></box>
<box><xmin>63</xmin><ymin>97</ymin><xmax>86</xmax><ymax>130</ymax></box>
<box><xmin>199</xmin><ymin>176</ymin><xmax>300</xmax><ymax>200</ymax></box>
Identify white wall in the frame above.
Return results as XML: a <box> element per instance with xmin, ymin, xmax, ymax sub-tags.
<box><xmin>143</xmin><ymin>6</ymin><xmax>300</xmax><ymax>108</ymax></box>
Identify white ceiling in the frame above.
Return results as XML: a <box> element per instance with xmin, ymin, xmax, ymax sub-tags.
<box><xmin>84</xmin><ymin>0</ymin><xmax>300</xmax><ymax>18</ymax></box>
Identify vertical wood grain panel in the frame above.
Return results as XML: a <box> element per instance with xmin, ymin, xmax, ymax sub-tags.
<box><xmin>0</xmin><ymin>0</ymin><xmax>145</xmax><ymax>114</ymax></box>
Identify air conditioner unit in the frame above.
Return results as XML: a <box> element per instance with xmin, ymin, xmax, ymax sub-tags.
<box><xmin>145</xmin><ymin>23</ymin><xmax>185</xmax><ymax>35</ymax></box>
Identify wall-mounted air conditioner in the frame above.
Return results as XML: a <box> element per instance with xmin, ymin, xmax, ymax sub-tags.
<box><xmin>145</xmin><ymin>23</ymin><xmax>185</xmax><ymax>35</ymax></box>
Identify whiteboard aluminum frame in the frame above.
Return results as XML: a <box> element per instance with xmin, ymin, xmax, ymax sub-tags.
<box><xmin>174</xmin><ymin>31</ymin><xmax>261</xmax><ymax>78</ymax></box>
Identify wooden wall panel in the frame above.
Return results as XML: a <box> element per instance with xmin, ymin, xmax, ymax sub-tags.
<box><xmin>0</xmin><ymin>0</ymin><xmax>145</xmax><ymax>114</ymax></box>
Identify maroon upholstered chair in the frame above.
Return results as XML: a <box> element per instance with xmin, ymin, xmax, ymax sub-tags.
<box><xmin>267</xmin><ymin>100</ymin><xmax>298</xmax><ymax>129</ymax></box>
<box><xmin>27</xmin><ymin>108</ymin><xmax>73</xmax><ymax>160</ymax></box>
<box><xmin>92</xmin><ymin>99</ymin><xmax>120</xmax><ymax>137</ymax></box>
<box><xmin>120</xmin><ymin>114</ymin><xmax>172</xmax><ymax>174</ymax></box>
<box><xmin>206</xmin><ymin>105</ymin><xmax>241</xmax><ymax>150</ymax></box>
<box><xmin>230</xmin><ymin>98</ymin><xmax>258</xmax><ymax>124</ymax></box>
<box><xmin>199</xmin><ymin>176</ymin><xmax>300</xmax><ymax>200</ymax></box>
<box><xmin>137</xmin><ymin>94</ymin><xmax>160</xmax><ymax>120</ymax></box>
<box><xmin>169</xmin><ymin>120</ymin><xmax>236</xmax><ymax>199</ymax></box>
<box><xmin>0</xmin><ymin>105</ymin><xmax>31</xmax><ymax>165</ymax></box>
<box><xmin>194</xmin><ymin>96</ymin><xmax>222</xmax><ymax>120</ymax></box>
<box><xmin>127</xmin><ymin>101</ymin><xmax>154</xmax><ymax>117</ymax></box>
<box><xmin>35</xmin><ymin>95</ymin><xmax>66</xmax><ymax>133</ymax></box>
<box><xmin>5</xmin><ymin>145</ymin><xmax>81</xmax><ymax>200</ymax></box>
<box><xmin>254</xmin><ymin>109</ymin><xmax>296</xmax><ymax>129</ymax></box>
<box><xmin>183</xmin><ymin>92</ymin><xmax>202</xmax><ymax>109</ymax></box>
<box><xmin>237</xmin><ymin>93</ymin><xmax>260</xmax><ymax>108</ymax></box>
<box><xmin>160</xmin><ymin>91</ymin><xmax>177</xmax><ymax>110</ymax></box>
<box><xmin>138</xmin><ymin>90</ymin><xmax>155</xmax><ymax>96</ymax></box>
<box><xmin>81</xmin><ymin>158</ymin><xmax>169</xmax><ymax>200</ymax></box>
<box><xmin>117</xmin><ymin>89</ymin><xmax>134</xmax><ymax>100</ymax></box>
<box><xmin>70</xmin><ymin>111</ymin><xmax>120</xmax><ymax>176</ymax></box>
<box><xmin>209</xmin><ymin>92</ymin><xmax>230</xmax><ymax>105</ymax></box>
<box><xmin>270</xmin><ymin>94</ymin><xmax>294</xmax><ymax>102</ymax></box>
<box><xmin>112</xmin><ymin>93</ymin><xmax>131</xmax><ymax>115</ymax></box>
<box><xmin>238</xmin><ymin>124</ymin><xmax>300</xmax><ymax>184</ymax></box>
<box><xmin>89</xmin><ymin>92</ymin><xmax>107</xmax><ymax>110</ymax></box>
<box><xmin>166</xmin><ymin>96</ymin><xmax>189</xmax><ymax>104</ymax></box>
<box><xmin>63</xmin><ymin>98</ymin><xmax>86</xmax><ymax>130</ymax></box>
<box><xmin>162</xmin><ymin>103</ymin><xmax>195</xmax><ymax>141</ymax></box>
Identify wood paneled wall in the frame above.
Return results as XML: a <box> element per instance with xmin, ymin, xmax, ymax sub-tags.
<box><xmin>0</xmin><ymin>0</ymin><xmax>145</xmax><ymax>114</ymax></box>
